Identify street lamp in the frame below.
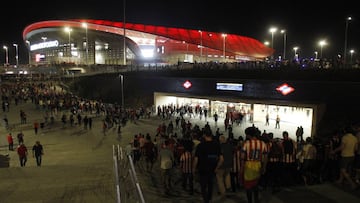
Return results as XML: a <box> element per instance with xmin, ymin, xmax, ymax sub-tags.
<box><xmin>350</xmin><ymin>49</ymin><xmax>355</xmax><ymax>64</ymax></box>
<box><xmin>82</xmin><ymin>22</ymin><xmax>89</xmax><ymax>65</ymax></box>
<box><xmin>119</xmin><ymin>74</ymin><xmax>124</xmax><ymax>108</ymax></box>
<box><xmin>64</xmin><ymin>27</ymin><xmax>72</xmax><ymax>62</ymax></box>
<box><xmin>281</xmin><ymin>29</ymin><xmax>286</xmax><ymax>59</ymax></box>
<box><xmin>13</xmin><ymin>44</ymin><xmax>18</xmax><ymax>67</ymax></box>
<box><xmin>25</xmin><ymin>40</ymin><xmax>31</xmax><ymax>65</ymax></box>
<box><xmin>269</xmin><ymin>27</ymin><xmax>277</xmax><ymax>59</ymax></box>
<box><xmin>3</xmin><ymin>46</ymin><xmax>8</xmax><ymax>65</ymax></box>
<box><xmin>319</xmin><ymin>40</ymin><xmax>327</xmax><ymax>59</ymax></box>
<box><xmin>222</xmin><ymin>33</ymin><xmax>227</xmax><ymax>62</ymax></box>
<box><xmin>343</xmin><ymin>16</ymin><xmax>352</xmax><ymax>64</ymax></box>
<box><xmin>198</xmin><ymin>30</ymin><xmax>203</xmax><ymax>62</ymax></box>
<box><xmin>264</xmin><ymin>41</ymin><xmax>270</xmax><ymax>46</ymax></box>
<box><xmin>293</xmin><ymin>47</ymin><xmax>298</xmax><ymax>60</ymax></box>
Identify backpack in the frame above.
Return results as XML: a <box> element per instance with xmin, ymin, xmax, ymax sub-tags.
<box><xmin>283</xmin><ymin>139</ymin><xmax>294</xmax><ymax>154</ymax></box>
<box><xmin>268</xmin><ymin>141</ymin><xmax>282</xmax><ymax>159</ymax></box>
<box><xmin>133</xmin><ymin>139</ymin><xmax>140</xmax><ymax>148</ymax></box>
<box><xmin>145</xmin><ymin>142</ymin><xmax>157</xmax><ymax>158</ymax></box>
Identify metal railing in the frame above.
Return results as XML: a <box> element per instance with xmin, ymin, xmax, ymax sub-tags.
<box><xmin>113</xmin><ymin>144</ymin><xmax>145</xmax><ymax>203</ymax></box>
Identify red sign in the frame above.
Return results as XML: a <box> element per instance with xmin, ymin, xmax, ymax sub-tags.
<box><xmin>276</xmin><ymin>83</ymin><xmax>294</xmax><ymax>95</ymax></box>
<box><xmin>183</xmin><ymin>80</ymin><xmax>192</xmax><ymax>89</ymax></box>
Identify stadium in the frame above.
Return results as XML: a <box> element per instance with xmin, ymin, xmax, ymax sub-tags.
<box><xmin>23</xmin><ymin>19</ymin><xmax>274</xmax><ymax>66</ymax></box>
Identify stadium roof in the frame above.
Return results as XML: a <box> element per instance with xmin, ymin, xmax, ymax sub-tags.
<box><xmin>23</xmin><ymin>19</ymin><xmax>274</xmax><ymax>59</ymax></box>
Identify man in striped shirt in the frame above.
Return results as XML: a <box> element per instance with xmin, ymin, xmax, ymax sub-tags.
<box><xmin>280</xmin><ymin>131</ymin><xmax>297</xmax><ymax>186</ymax></box>
<box><xmin>179</xmin><ymin>145</ymin><xmax>194</xmax><ymax>195</ymax></box>
<box><xmin>241</xmin><ymin>126</ymin><xmax>268</xmax><ymax>203</ymax></box>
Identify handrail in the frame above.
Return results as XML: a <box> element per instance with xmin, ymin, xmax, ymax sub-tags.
<box><xmin>113</xmin><ymin>144</ymin><xmax>145</xmax><ymax>203</ymax></box>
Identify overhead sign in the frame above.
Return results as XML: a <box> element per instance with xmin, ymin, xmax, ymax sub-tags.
<box><xmin>30</xmin><ymin>40</ymin><xmax>59</xmax><ymax>51</ymax></box>
<box><xmin>183</xmin><ymin>80</ymin><xmax>192</xmax><ymax>89</ymax></box>
<box><xmin>276</xmin><ymin>83</ymin><xmax>295</xmax><ymax>95</ymax></box>
<box><xmin>216</xmin><ymin>83</ymin><xmax>243</xmax><ymax>91</ymax></box>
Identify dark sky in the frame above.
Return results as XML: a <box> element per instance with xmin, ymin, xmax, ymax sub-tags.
<box><xmin>1</xmin><ymin>0</ymin><xmax>359</xmax><ymax>64</ymax></box>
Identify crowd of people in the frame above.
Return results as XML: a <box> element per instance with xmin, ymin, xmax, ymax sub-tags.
<box><xmin>127</xmin><ymin>108</ymin><xmax>360</xmax><ymax>203</ymax></box>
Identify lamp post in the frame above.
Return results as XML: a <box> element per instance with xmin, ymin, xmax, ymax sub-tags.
<box><xmin>64</xmin><ymin>27</ymin><xmax>72</xmax><ymax>63</ymax></box>
<box><xmin>281</xmin><ymin>29</ymin><xmax>286</xmax><ymax>59</ymax></box>
<box><xmin>293</xmin><ymin>47</ymin><xmax>298</xmax><ymax>60</ymax></box>
<box><xmin>25</xmin><ymin>40</ymin><xmax>31</xmax><ymax>65</ymax></box>
<box><xmin>13</xmin><ymin>44</ymin><xmax>18</xmax><ymax>67</ymax></box>
<box><xmin>350</xmin><ymin>49</ymin><xmax>355</xmax><ymax>64</ymax></box>
<box><xmin>269</xmin><ymin>27</ymin><xmax>277</xmax><ymax>59</ymax></box>
<box><xmin>222</xmin><ymin>33</ymin><xmax>227</xmax><ymax>62</ymax></box>
<box><xmin>343</xmin><ymin>16</ymin><xmax>352</xmax><ymax>65</ymax></box>
<box><xmin>119</xmin><ymin>74</ymin><xmax>124</xmax><ymax>108</ymax></box>
<box><xmin>319</xmin><ymin>40</ymin><xmax>326</xmax><ymax>59</ymax></box>
<box><xmin>198</xmin><ymin>30</ymin><xmax>203</xmax><ymax>62</ymax></box>
<box><xmin>82</xmin><ymin>22</ymin><xmax>89</xmax><ymax>65</ymax></box>
<box><xmin>3</xmin><ymin>46</ymin><xmax>8</xmax><ymax>65</ymax></box>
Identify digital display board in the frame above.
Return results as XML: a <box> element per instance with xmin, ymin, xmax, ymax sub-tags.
<box><xmin>216</xmin><ymin>83</ymin><xmax>243</xmax><ymax>91</ymax></box>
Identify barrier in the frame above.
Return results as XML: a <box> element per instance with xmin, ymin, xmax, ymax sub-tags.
<box><xmin>113</xmin><ymin>144</ymin><xmax>145</xmax><ymax>203</ymax></box>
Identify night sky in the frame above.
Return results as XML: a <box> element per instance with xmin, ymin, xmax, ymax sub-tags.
<box><xmin>1</xmin><ymin>0</ymin><xmax>358</xmax><ymax>64</ymax></box>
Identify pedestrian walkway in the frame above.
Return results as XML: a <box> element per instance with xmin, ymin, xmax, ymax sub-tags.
<box><xmin>0</xmin><ymin>101</ymin><xmax>359</xmax><ymax>203</ymax></box>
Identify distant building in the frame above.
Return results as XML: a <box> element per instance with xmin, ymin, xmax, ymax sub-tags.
<box><xmin>23</xmin><ymin>19</ymin><xmax>274</xmax><ymax>66</ymax></box>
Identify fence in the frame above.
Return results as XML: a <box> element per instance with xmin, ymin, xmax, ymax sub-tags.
<box><xmin>113</xmin><ymin>144</ymin><xmax>145</xmax><ymax>203</ymax></box>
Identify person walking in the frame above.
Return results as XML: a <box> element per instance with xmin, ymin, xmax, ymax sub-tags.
<box><xmin>240</xmin><ymin>126</ymin><xmax>268</xmax><ymax>203</ymax></box>
<box><xmin>17</xmin><ymin>131</ymin><xmax>24</xmax><ymax>144</ymax></box>
<box><xmin>7</xmin><ymin>133</ymin><xmax>14</xmax><ymax>151</ymax></box>
<box><xmin>193</xmin><ymin>132</ymin><xmax>224</xmax><ymax>203</ymax></box>
<box><xmin>213</xmin><ymin>112</ymin><xmax>219</xmax><ymax>127</ymax></box>
<box><xmin>275</xmin><ymin>115</ymin><xmax>280</xmax><ymax>129</ymax></box>
<box><xmin>17</xmin><ymin>143</ymin><xmax>28</xmax><ymax>167</ymax></box>
<box><xmin>32</xmin><ymin>141</ymin><xmax>44</xmax><ymax>166</ymax></box>
<box><xmin>216</xmin><ymin>135</ymin><xmax>234</xmax><ymax>196</ymax></box>
<box><xmin>143</xmin><ymin>135</ymin><xmax>157</xmax><ymax>172</ymax></box>
<box><xmin>299</xmin><ymin>137</ymin><xmax>317</xmax><ymax>185</ymax></box>
<box><xmin>179</xmin><ymin>145</ymin><xmax>194</xmax><ymax>195</ymax></box>
<box><xmin>280</xmin><ymin>131</ymin><xmax>297</xmax><ymax>186</ymax></box>
<box><xmin>159</xmin><ymin>139</ymin><xmax>175</xmax><ymax>194</ymax></box>
<box><xmin>34</xmin><ymin>121</ymin><xmax>39</xmax><ymax>135</ymax></box>
<box><xmin>331</xmin><ymin>128</ymin><xmax>358</xmax><ymax>190</ymax></box>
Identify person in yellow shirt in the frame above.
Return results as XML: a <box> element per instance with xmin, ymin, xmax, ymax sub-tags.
<box><xmin>331</xmin><ymin>129</ymin><xmax>358</xmax><ymax>190</ymax></box>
